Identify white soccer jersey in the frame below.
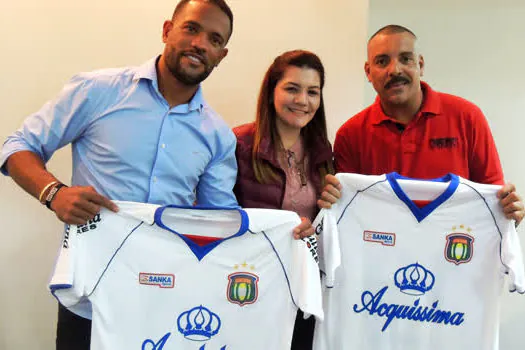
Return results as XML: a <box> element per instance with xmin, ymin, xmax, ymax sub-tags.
<box><xmin>313</xmin><ymin>172</ymin><xmax>525</xmax><ymax>350</ymax></box>
<box><xmin>50</xmin><ymin>202</ymin><xmax>322</xmax><ymax>350</ymax></box>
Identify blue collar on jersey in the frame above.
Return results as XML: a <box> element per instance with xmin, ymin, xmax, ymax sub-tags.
<box><xmin>153</xmin><ymin>205</ymin><xmax>250</xmax><ymax>261</ymax></box>
<box><xmin>386</xmin><ymin>172</ymin><xmax>460</xmax><ymax>223</ymax></box>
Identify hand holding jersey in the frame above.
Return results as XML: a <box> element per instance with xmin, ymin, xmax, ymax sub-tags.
<box><xmin>50</xmin><ymin>185</ymin><xmax>118</xmax><ymax>225</ymax></box>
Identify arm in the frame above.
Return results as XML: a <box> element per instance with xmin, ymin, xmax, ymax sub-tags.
<box><xmin>467</xmin><ymin>107</ymin><xmax>523</xmax><ymax>225</ymax></box>
<box><xmin>6</xmin><ymin>151</ymin><xmax>117</xmax><ymax>224</ymax></box>
<box><xmin>333</xmin><ymin>125</ymin><xmax>360</xmax><ymax>174</ymax></box>
<box><xmin>196</xmin><ymin>132</ymin><xmax>239</xmax><ymax>207</ymax></box>
<box><xmin>317</xmin><ymin>128</ymin><xmax>354</xmax><ymax>209</ymax></box>
<box><xmin>468</xmin><ymin>107</ymin><xmax>504</xmax><ymax>185</ymax></box>
<box><xmin>2</xmin><ymin>75</ymin><xmax>117</xmax><ymax>224</ymax></box>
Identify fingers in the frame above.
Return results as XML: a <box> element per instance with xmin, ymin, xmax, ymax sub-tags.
<box><xmin>317</xmin><ymin>175</ymin><xmax>342</xmax><ymax>209</ymax></box>
<box><xmin>317</xmin><ymin>198</ymin><xmax>332</xmax><ymax>209</ymax></box>
<box><xmin>317</xmin><ymin>185</ymin><xmax>341</xmax><ymax>209</ymax></box>
<box><xmin>497</xmin><ymin>183</ymin><xmax>524</xmax><ymax>226</ymax></box>
<box><xmin>325</xmin><ymin>174</ymin><xmax>342</xmax><ymax>190</ymax></box>
<box><xmin>324</xmin><ymin>183</ymin><xmax>341</xmax><ymax>199</ymax></box>
<box><xmin>60</xmin><ymin>207</ymin><xmax>100</xmax><ymax>225</ymax></box>
<box><xmin>84</xmin><ymin>190</ymin><xmax>119</xmax><ymax>212</ymax></box>
<box><xmin>499</xmin><ymin>191</ymin><xmax>521</xmax><ymax>209</ymax></box>
<box><xmin>51</xmin><ymin>186</ymin><xmax>117</xmax><ymax>225</ymax></box>
<box><xmin>293</xmin><ymin>217</ymin><xmax>315</xmax><ymax>239</ymax></box>
<box><xmin>501</xmin><ymin>197</ymin><xmax>524</xmax><ymax>223</ymax></box>
<box><xmin>497</xmin><ymin>183</ymin><xmax>516</xmax><ymax>199</ymax></box>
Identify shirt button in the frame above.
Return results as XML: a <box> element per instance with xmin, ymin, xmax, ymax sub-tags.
<box><xmin>161</xmin><ymin>144</ymin><xmax>166</xmax><ymax>149</ymax></box>
<box><xmin>153</xmin><ymin>176</ymin><xmax>158</xmax><ymax>183</ymax></box>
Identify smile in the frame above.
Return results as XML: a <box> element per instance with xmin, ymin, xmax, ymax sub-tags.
<box><xmin>288</xmin><ymin>108</ymin><xmax>309</xmax><ymax>114</ymax></box>
<box><xmin>183</xmin><ymin>54</ymin><xmax>205</xmax><ymax>65</ymax></box>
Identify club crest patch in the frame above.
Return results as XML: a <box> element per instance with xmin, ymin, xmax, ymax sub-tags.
<box><xmin>139</xmin><ymin>273</ymin><xmax>175</xmax><ymax>288</ymax></box>
<box><xmin>445</xmin><ymin>228</ymin><xmax>474</xmax><ymax>265</ymax></box>
<box><xmin>227</xmin><ymin>263</ymin><xmax>259</xmax><ymax>306</ymax></box>
<box><xmin>363</xmin><ymin>230</ymin><xmax>396</xmax><ymax>247</ymax></box>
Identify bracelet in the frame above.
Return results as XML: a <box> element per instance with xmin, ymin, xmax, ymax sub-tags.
<box><xmin>45</xmin><ymin>183</ymin><xmax>67</xmax><ymax>210</ymax></box>
<box><xmin>38</xmin><ymin>181</ymin><xmax>60</xmax><ymax>204</ymax></box>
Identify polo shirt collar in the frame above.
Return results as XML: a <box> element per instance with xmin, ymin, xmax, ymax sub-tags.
<box><xmin>370</xmin><ymin>81</ymin><xmax>442</xmax><ymax>125</ymax></box>
<box><xmin>133</xmin><ymin>56</ymin><xmax>204</xmax><ymax>113</ymax></box>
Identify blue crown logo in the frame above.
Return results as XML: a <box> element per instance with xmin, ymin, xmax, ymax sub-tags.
<box><xmin>177</xmin><ymin>305</ymin><xmax>221</xmax><ymax>341</ymax></box>
<box><xmin>394</xmin><ymin>263</ymin><xmax>435</xmax><ymax>296</ymax></box>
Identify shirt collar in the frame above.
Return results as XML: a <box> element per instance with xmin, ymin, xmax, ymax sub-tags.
<box><xmin>370</xmin><ymin>81</ymin><xmax>442</xmax><ymax>126</ymax></box>
<box><xmin>133</xmin><ymin>56</ymin><xmax>158</xmax><ymax>82</ymax></box>
<box><xmin>133</xmin><ymin>56</ymin><xmax>204</xmax><ymax>113</ymax></box>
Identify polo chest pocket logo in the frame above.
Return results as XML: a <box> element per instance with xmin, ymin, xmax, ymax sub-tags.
<box><xmin>429</xmin><ymin>137</ymin><xmax>458</xmax><ymax>150</ymax></box>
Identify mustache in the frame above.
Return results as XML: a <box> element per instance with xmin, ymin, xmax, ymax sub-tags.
<box><xmin>385</xmin><ymin>75</ymin><xmax>410</xmax><ymax>89</ymax></box>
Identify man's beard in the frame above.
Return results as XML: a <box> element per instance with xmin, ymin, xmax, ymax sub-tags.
<box><xmin>167</xmin><ymin>51</ymin><xmax>214</xmax><ymax>86</ymax></box>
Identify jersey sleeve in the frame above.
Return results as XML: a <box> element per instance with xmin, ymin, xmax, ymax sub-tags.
<box><xmin>466</xmin><ymin>106</ymin><xmax>504</xmax><ymax>185</ymax></box>
<box><xmin>49</xmin><ymin>221</ymin><xmax>92</xmax><ymax>318</ymax></box>
<box><xmin>49</xmin><ymin>206</ymin><xmax>144</xmax><ymax>317</ymax></box>
<box><xmin>476</xmin><ymin>184</ymin><xmax>525</xmax><ymax>293</ymax></box>
<box><xmin>289</xmin><ymin>235</ymin><xmax>324</xmax><ymax>321</ymax></box>
<box><xmin>313</xmin><ymin>208</ymin><xmax>341</xmax><ymax>288</ymax></box>
<box><xmin>499</xmin><ymin>219</ymin><xmax>525</xmax><ymax>293</ymax></box>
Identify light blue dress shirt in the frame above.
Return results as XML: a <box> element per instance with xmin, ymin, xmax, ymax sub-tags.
<box><xmin>1</xmin><ymin>57</ymin><xmax>238</xmax><ymax>207</ymax></box>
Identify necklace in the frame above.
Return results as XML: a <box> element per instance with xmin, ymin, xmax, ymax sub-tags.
<box><xmin>279</xmin><ymin>139</ymin><xmax>307</xmax><ymax>187</ymax></box>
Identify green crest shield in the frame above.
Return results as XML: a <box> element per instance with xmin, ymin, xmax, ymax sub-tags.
<box><xmin>227</xmin><ymin>272</ymin><xmax>259</xmax><ymax>306</ymax></box>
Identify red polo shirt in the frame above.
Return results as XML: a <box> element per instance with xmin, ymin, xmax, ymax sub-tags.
<box><xmin>334</xmin><ymin>82</ymin><xmax>504</xmax><ymax>184</ymax></box>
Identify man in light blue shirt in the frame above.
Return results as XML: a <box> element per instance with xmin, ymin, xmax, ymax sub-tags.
<box><xmin>1</xmin><ymin>59</ymin><xmax>238</xmax><ymax>208</ymax></box>
<box><xmin>1</xmin><ymin>0</ymin><xmax>236</xmax><ymax>348</ymax></box>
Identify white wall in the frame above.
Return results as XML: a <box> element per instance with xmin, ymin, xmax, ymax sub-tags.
<box><xmin>367</xmin><ymin>0</ymin><xmax>525</xmax><ymax>348</ymax></box>
<box><xmin>0</xmin><ymin>0</ymin><xmax>368</xmax><ymax>348</ymax></box>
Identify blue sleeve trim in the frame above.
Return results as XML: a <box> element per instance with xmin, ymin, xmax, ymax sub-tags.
<box><xmin>49</xmin><ymin>283</ymin><xmax>73</xmax><ymax>291</ymax></box>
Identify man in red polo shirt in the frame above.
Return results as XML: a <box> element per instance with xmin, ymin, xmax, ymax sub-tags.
<box><xmin>319</xmin><ymin>24</ymin><xmax>524</xmax><ymax>224</ymax></box>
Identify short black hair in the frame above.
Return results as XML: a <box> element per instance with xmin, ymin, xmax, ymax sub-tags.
<box><xmin>369</xmin><ymin>24</ymin><xmax>417</xmax><ymax>43</ymax></box>
<box><xmin>172</xmin><ymin>0</ymin><xmax>234</xmax><ymax>42</ymax></box>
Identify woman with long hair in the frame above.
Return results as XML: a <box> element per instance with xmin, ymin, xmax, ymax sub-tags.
<box><xmin>233</xmin><ymin>49</ymin><xmax>333</xmax><ymax>349</ymax></box>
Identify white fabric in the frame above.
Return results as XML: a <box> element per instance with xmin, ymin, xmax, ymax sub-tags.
<box><xmin>313</xmin><ymin>173</ymin><xmax>525</xmax><ymax>350</ymax></box>
<box><xmin>50</xmin><ymin>202</ymin><xmax>323</xmax><ymax>350</ymax></box>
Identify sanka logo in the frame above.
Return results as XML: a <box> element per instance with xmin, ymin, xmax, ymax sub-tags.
<box><xmin>139</xmin><ymin>273</ymin><xmax>175</xmax><ymax>288</ymax></box>
<box><xmin>363</xmin><ymin>230</ymin><xmax>396</xmax><ymax>246</ymax></box>
<box><xmin>353</xmin><ymin>263</ymin><xmax>465</xmax><ymax>331</ymax></box>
